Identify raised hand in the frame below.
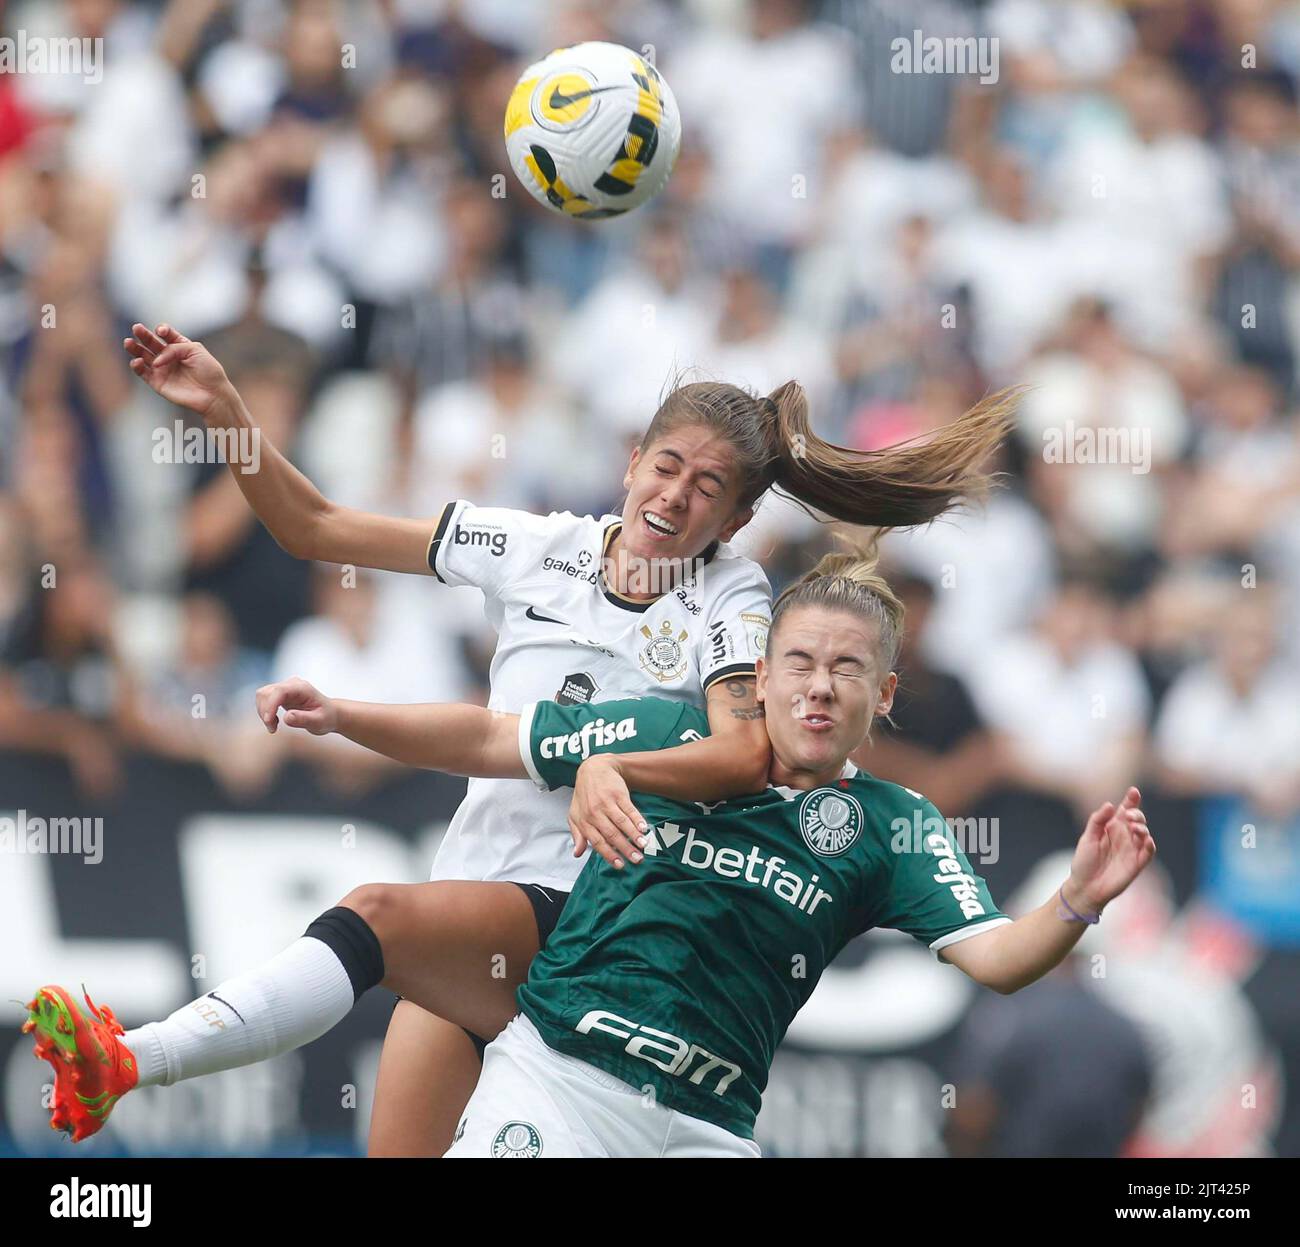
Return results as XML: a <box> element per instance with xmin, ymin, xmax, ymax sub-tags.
<box><xmin>1067</xmin><ymin>786</ymin><xmax>1156</xmax><ymax>915</ymax></box>
<box><xmin>123</xmin><ymin>323</ymin><xmax>238</xmax><ymax>422</ymax></box>
<box><xmin>255</xmin><ymin>677</ymin><xmax>338</xmax><ymax>737</ymax></box>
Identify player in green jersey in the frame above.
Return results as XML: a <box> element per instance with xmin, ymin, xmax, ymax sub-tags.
<box><xmin>25</xmin><ymin>547</ymin><xmax>1153</xmax><ymax>1154</ymax></box>
<box><xmin>440</xmin><ymin>547</ymin><xmax>1155</xmax><ymax>1155</ymax></box>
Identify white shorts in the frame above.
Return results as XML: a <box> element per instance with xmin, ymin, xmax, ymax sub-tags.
<box><xmin>443</xmin><ymin>1014</ymin><xmax>762</xmax><ymax>1159</ymax></box>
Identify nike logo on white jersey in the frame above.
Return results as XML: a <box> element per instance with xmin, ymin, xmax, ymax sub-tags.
<box><xmin>526</xmin><ymin>607</ymin><xmax>567</xmax><ymax>625</ymax></box>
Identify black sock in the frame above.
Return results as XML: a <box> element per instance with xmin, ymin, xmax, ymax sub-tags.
<box><xmin>304</xmin><ymin>906</ymin><xmax>385</xmax><ymax>1002</ymax></box>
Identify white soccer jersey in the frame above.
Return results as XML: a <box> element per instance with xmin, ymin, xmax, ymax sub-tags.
<box><xmin>425</xmin><ymin>501</ymin><xmax>773</xmax><ymax>891</ymax></box>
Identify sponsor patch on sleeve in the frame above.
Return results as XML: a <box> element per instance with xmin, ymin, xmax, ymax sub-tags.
<box><xmin>741</xmin><ymin>612</ymin><xmax>770</xmax><ymax>658</ymax></box>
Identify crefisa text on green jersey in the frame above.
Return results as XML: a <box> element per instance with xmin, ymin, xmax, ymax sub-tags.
<box><xmin>538</xmin><ymin>714</ymin><xmax>641</xmax><ymax>760</ymax></box>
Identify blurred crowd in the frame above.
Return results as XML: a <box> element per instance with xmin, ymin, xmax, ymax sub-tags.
<box><xmin>0</xmin><ymin>0</ymin><xmax>1298</xmax><ymax>1154</ymax></box>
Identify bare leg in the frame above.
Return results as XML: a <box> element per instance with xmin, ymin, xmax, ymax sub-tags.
<box><xmin>367</xmin><ymin>1003</ymin><xmax>484</xmax><ymax>1157</ymax></box>
<box><xmin>345</xmin><ymin>880</ymin><xmax>540</xmax><ymax>1037</ymax></box>
<box><xmin>350</xmin><ymin>881</ymin><xmax>543</xmax><ymax>1157</ymax></box>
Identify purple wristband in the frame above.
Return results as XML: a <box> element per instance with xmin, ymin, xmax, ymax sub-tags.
<box><xmin>1057</xmin><ymin>885</ymin><xmax>1101</xmax><ymax>925</ymax></box>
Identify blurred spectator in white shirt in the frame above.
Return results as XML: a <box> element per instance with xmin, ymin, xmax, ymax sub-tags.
<box><xmin>1045</xmin><ymin>54</ymin><xmax>1231</xmax><ymax>351</ymax></box>
<box><xmin>369</xmin><ymin>175</ymin><xmax>528</xmax><ymax>402</ymax></box>
<box><xmin>967</xmin><ymin>576</ymin><xmax>1150</xmax><ymax>820</ymax></box>
<box><xmin>986</xmin><ymin>0</ymin><xmax>1135</xmax><ymax>163</ymax></box>
<box><xmin>307</xmin><ymin>76</ymin><xmax>452</xmax><ymax>307</ymax></box>
<box><xmin>1018</xmin><ymin>297</ymin><xmax>1189</xmax><ymax>557</ymax></box>
<box><xmin>270</xmin><ymin>566</ymin><xmax>468</xmax><ymax>792</ymax></box>
<box><xmin>14</xmin><ymin>0</ymin><xmax>193</xmax><ymax>204</ymax></box>
<box><xmin>119</xmin><ymin>590</ymin><xmax>274</xmax><ymax>796</ymax></box>
<box><xmin>1212</xmin><ymin>70</ymin><xmax>1300</xmax><ymax>390</ymax></box>
<box><xmin>1163</xmin><ymin>364</ymin><xmax>1300</xmax><ymax>562</ymax></box>
<box><xmin>932</xmin><ymin>146</ymin><xmax>1082</xmax><ymax>377</ymax></box>
<box><xmin>273</xmin><ymin>566</ymin><xmax>463</xmax><ymax>707</ymax></box>
<box><xmin>109</xmin><ymin>136</ymin><xmax>348</xmax><ymax>350</ymax></box>
<box><xmin>409</xmin><ymin>333</ymin><xmax>620</xmax><ymax>519</ymax></box>
<box><xmin>1155</xmin><ymin>586</ymin><xmax>1300</xmax><ymax>819</ymax></box>
<box><xmin>796</xmin><ymin>140</ymin><xmax>974</xmax><ymax>329</ymax></box>
<box><xmin>671</xmin><ymin>0</ymin><xmax>855</xmax><ymax>268</ymax></box>
<box><xmin>883</xmin><ymin>484</ymin><xmax>1056</xmax><ymax>682</ymax></box>
<box><xmin>694</xmin><ymin>265</ymin><xmax>834</xmax><ymax>417</ymax></box>
<box><xmin>550</xmin><ymin>212</ymin><xmax>715</xmax><ymax>439</ymax></box>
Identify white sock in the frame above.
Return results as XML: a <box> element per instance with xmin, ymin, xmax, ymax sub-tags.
<box><xmin>122</xmin><ymin>937</ymin><xmax>356</xmax><ymax>1087</ymax></box>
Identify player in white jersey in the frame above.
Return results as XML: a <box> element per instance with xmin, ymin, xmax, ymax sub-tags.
<box><xmin>421</xmin><ymin>499</ymin><xmax>772</xmax><ymax>894</ymax></box>
<box><xmin>122</xmin><ymin>321</ymin><xmax>1018</xmax><ymax>1154</ymax></box>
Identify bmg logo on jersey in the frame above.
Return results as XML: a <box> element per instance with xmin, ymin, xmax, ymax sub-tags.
<box><xmin>453</xmin><ymin>523</ymin><xmax>508</xmax><ymax>556</ymax></box>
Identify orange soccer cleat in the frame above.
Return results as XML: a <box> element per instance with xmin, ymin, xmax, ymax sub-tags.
<box><xmin>23</xmin><ymin>985</ymin><xmax>139</xmax><ymax>1142</ymax></box>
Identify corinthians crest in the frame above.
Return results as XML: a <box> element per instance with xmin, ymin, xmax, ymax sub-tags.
<box><xmin>638</xmin><ymin>619</ymin><xmax>689</xmax><ymax>683</ymax></box>
<box><xmin>799</xmin><ymin>787</ymin><xmax>864</xmax><ymax>857</ymax></box>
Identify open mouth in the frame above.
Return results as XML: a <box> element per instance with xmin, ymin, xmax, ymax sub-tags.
<box><xmin>641</xmin><ymin>510</ymin><xmax>680</xmax><ymax>540</ymax></box>
<box><xmin>800</xmin><ymin>713</ymin><xmax>835</xmax><ymax>732</ymax></box>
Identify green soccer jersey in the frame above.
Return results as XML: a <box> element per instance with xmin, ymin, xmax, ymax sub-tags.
<box><xmin>515</xmin><ymin>696</ymin><xmax>1010</xmax><ymax>1140</ymax></box>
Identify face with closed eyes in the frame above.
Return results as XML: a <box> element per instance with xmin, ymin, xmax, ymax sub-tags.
<box><xmin>618</xmin><ymin>425</ymin><xmax>753</xmax><ymax>570</ymax></box>
<box><xmin>757</xmin><ymin>606</ymin><xmax>897</xmax><ymax>787</ymax></box>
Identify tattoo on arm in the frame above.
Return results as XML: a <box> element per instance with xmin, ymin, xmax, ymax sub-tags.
<box><xmin>722</xmin><ymin>678</ymin><xmax>763</xmax><ymax>720</ymax></box>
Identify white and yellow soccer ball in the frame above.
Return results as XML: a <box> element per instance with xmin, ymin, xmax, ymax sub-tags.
<box><xmin>503</xmin><ymin>41</ymin><xmax>681</xmax><ymax>221</ymax></box>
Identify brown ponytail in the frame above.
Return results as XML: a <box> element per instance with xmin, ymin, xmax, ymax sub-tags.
<box><xmin>640</xmin><ymin>378</ymin><xmax>1020</xmax><ymax>530</ymax></box>
<box><xmin>765</xmin><ymin>381</ymin><xmax>1021</xmax><ymax>527</ymax></box>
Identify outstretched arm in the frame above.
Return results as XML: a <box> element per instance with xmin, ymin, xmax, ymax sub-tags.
<box><xmin>941</xmin><ymin>787</ymin><xmax>1155</xmax><ymax>993</ymax></box>
<box><xmin>125</xmin><ymin>324</ymin><xmax>438</xmax><ymax>574</ymax></box>
<box><xmin>564</xmin><ymin>675</ymin><xmax>771</xmax><ymax>868</ymax></box>
<box><xmin>256</xmin><ymin>677</ymin><xmax>526</xmax><ymax>779</ymax></box>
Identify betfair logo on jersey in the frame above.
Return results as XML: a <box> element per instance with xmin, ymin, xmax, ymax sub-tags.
<box><xmin>643</xmin><ymin>823</ymin><xmax>833</xmax><ymax>916</ymax></box>
<box><xmin>453</xmin><ymin>524</ymin><xmax>507</xmax><ymax>557</ymax></box>
<box><xmin>538</xmin><ymin>715</ymin><xmax>637</xmax><ymax>760</ymax></box>
<box><xmin>799</xmin><ymin>788</ymin><xmax>864</xmax><ymax>858</ymax></box>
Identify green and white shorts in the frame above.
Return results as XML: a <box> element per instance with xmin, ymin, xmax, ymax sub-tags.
<box><xmin>443</xmin><ymin>1013</ymin><xmax>761</xmax><ymax>1159</ymax></box>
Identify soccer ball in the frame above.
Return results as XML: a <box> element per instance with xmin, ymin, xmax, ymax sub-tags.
<box><xmin>503</xmin><ymin>41</ymin><xmax>681</xmax><ymax>221</ymax></box>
